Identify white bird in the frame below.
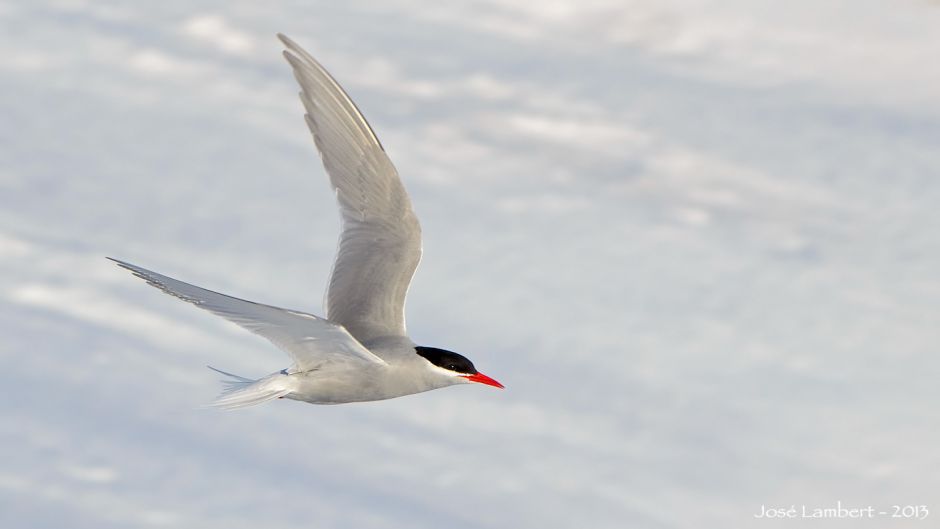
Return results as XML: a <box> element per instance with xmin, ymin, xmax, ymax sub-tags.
<box><xmin>110</xmin><ymin>34</ymin><xmax>502</xmax><ymax>408</ymax></box>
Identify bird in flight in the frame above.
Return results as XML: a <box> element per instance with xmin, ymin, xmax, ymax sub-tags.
<box><xmin>111</xmin><ymin>34</ymin><xmax>503</xmax><ymax>408</ymax></box>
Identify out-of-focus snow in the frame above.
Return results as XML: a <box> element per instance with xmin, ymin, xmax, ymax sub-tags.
<box><xmin>2</xmin><ymin>1</ymin><xmax>939</xmax><ymax>528</ymax></box>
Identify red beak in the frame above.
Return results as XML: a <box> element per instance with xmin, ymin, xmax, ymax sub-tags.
<box><xmin>464</xmin><ymin>372</ymin><xmax>504</xmax><ymax>389</ymax></box>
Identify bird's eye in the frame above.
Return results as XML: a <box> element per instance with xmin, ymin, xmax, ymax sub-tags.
<box><xmin>446</xmin><ymin>364</ymin><xmax>457</xmax><ymax>371</ymax></box>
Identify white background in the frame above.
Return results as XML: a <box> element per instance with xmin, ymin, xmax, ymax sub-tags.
<box><xmin>2</xmin><ymin>1</ymin><xmax>939</xmax><ymax>527</ymax></box>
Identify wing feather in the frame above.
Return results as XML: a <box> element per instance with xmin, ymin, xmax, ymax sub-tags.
<box><xmin>278</xmin><ymin>34</ymin><xmax>422</xmax><ymax>343</ymax></box>
<box><xmin>109</xmin><ymin>258</ymin><xmax>387</xmax><ymax>371</ymax></box>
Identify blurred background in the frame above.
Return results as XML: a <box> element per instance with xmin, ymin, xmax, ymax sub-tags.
<box><xmin>2</xmin><ymin>1</ymin><xmax>939</xmax><ymax>528</ymax></box>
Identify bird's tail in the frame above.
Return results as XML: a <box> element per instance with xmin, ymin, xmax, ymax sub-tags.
<box><xmin>205</xmin><ymin>366</ymin><xmax>292</xmax><ymax>410</ymax></box>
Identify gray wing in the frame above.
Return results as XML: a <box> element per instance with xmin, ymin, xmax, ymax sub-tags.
<box><xmin>109</xmin><ymin>258</ymin><xmax>387</xmax><ymax>371</ymax></box>
<box><xmin>278</xmin><ymin>34</ymin><xmax>422</xmax><ymax>343</ymax></box>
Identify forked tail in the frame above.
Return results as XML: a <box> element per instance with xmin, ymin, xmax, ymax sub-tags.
<box><xmin>206</xmin><ymin>366</ymin><xmax>292</xmax><ymax>410</ymax></box>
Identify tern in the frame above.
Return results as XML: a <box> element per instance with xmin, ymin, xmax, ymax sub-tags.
<box><xmin>110</xmin><ymin>34</ymin><xmax>503</xmax><ymax>408</ymax></box>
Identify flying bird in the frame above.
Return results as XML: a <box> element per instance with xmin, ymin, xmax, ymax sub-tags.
<box><xmin>111</xmin><ymin>34</ymin><xmax>502</xmax><ymax>408</ymax></box>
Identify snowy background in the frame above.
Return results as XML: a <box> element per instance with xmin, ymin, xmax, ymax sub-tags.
<box><xmin>2</xmin><ymin>1</ymin><xmax>939</xmax><ymax>528</ymax></box>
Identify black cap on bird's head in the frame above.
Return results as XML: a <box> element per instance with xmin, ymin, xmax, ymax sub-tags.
<box><xmin>415</xmin><ymin>346</ymin><xmax>503</xmax><ymax>388</ymax></box>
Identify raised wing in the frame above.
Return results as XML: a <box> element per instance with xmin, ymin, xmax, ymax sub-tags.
<box><xmin>278</xmin><ymin>34</ymin><xmax>422</xmax><ymax>343</ymax></box>
<box><xmin>109</xmin><ymin>258</ymin><xmax>387</xmax><ymax>371</ymax></box>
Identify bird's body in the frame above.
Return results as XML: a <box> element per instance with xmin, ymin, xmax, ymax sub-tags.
<box><xmin>111</xmin><ymin>34</ymin><xmax>502</xmax><ymax>408</ymax></box>
<box><xmin>279</xmin><ymin>339</ymin><xmax>467</xmax><ymax>405</ymax></box>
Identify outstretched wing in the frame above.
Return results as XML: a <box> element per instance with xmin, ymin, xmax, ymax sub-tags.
<box><xmin>109</xmin><ymin>258</ymin><xmax>387</xmax><ymax>371</ymax></box>
<box><xmin>279</xmin><ymin>34</ymin><xmax>422</xmax><ymax>343</ymax></box>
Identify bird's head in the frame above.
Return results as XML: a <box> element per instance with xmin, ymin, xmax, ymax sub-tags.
<box><xmin>415</xmin><ymin>346</ymin><xmax>504</xmax><ymax>389</ymax></box>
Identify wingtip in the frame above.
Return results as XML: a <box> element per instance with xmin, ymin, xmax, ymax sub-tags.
<box><xmin>107</xmin><ymin>256</ymin><xmax>129</xmax><ymax>268</ymax></box>
<box><xmin>278</xmin><ymin>34</ymin><xmax>318</xmax><ymax>70</ymax></box>
<box><xmin>107</xmin><ymin>258</ymin><xmax>152</xmax><ymax>282</ymax></box>
<box><xmin>109</xmin><ymin>256</ymin><xmax>141</xmax><ymax>268</ymax></box>
<box><xmin>277</xmin><ymin>33</ymin><xmax>298</xmax><ymax>50</ymax></box>
<box><xmin>282</xmin><ymin>48</ymin><xmax>303</xmax><ymax>68</ymax></box>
